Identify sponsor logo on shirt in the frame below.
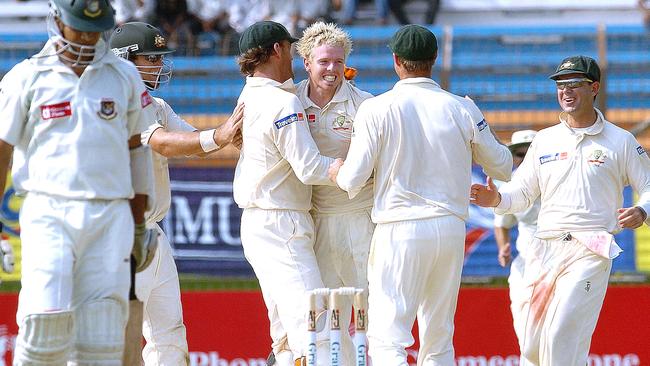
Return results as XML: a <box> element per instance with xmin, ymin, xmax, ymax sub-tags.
<box><xmin>307</xmin><ymin>114</ymin><xmax>316</xmax><ymax>123</ymax></box>
<box><xmin>476</xmin><ymin>119</ymin><xmax>488</xmax><ymax>131</ymax></box>
<box><xmin>40</xmin><ymin>101</ymin><xmax>72</xmax><ymax>120</ymax></box>
<box><xmin>539</xmin><ymin>152</ymin><xmax>568</xmax><ymax>165</ymax></box>
<box><xmin>98</xmin><ymin>98</ymin><xmax>117</xmax><ymax>120</ymax></box>
<box><xmin>587</xmin><ymin>149</ymin><xmax>606</xmax><ymax>166</ymax></box>
<box><xmin>274</xmin><ymin>113</ymin><xmax>304</xmax><ymax>129</ymax></box>
<box><xmin>141</xmin><ymin>90</ymin><xmax>153</xmax><ymax>108</ymax></box>
<box><xmin>637</xmin><ymin>146</ymin><xmax>646</xmax><ymax>155</ymax></box>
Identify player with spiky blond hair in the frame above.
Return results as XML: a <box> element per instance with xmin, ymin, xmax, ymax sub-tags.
<box><xmin>295</xmin><ymin>22</ymin><xmax>374</xmax><ymax>366</ymax></box>
<box><xmin>295</xmin><ymin>22</ymin><xmax>353</xmax><ymax>61</ymax></box>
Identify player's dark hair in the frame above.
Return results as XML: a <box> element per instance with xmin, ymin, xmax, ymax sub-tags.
<box><xmin>400</xmin><ymin>57</ymin><xmax>436</xmax><ymax>73</ymax></box>
<box><xmin>238</xmin><ymin>46</ymin><xmax>274</xmax><ymax>76</ymax></box>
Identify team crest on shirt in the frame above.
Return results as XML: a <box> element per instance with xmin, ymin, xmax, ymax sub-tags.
<box><xmin>98</xmin><ymin>98</ymin><xmax>117</xmax><ymax>120</ymax></box>
<box><xmin>332</xmin><ymin>114</ymin><xmax>352</xmax><ymax>131</ymax></box>
<box><xmin>83</xmin><ymin>0</ymin><xmax>102</xmax><ymax>18</ymax></box>
<box><xmin>587</xmin><ymin>149</ymin><xmax>606</xmax><ymax>166</ymax></box>
<box><xmin>307</xmin><ymin>114</ymin><xmax>316</xmax><ymax>123</ymax></box>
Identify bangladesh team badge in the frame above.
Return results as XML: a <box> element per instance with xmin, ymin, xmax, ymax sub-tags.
<box><xmin>98</xmin><ymin>99</ymin><xmax>117</xmax><ymax>120</ymax></box>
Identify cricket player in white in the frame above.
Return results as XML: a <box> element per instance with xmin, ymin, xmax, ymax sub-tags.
<box><xmin>110</xmin><ymin>21</ymin><xmax>244</xmax><ymax>366</ymax></box>
<box><xmin>295</xmin><ymin>22</ymin><xmax>374</xmax><ymax>366</ymax></box>
<box><xmin>493</xmin><ymin>130</ymin><xmax>540</xmax><ymax>348</ymax></box>
<box><xmin>471</xmin><ymin>55</ymin><xmax>650</xmax><ymax>366</ymax></box>
<box><xmin>234</xmin><ymin>21</ymin><xmax>336</xmax><ymax>366</ymax></box>
<box><xmin>329</xmin><ymin>25</ymin><xmax>512</xmax><ymax>366</ymax></box>
<box><xmin>0</xmin><ymin>0</ymin><xmax>156</xmax><ymax>364</ymax></box>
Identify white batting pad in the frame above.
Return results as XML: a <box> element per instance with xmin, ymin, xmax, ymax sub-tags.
<box><xmin>13</xmin><ymin>311</ymin><xmax>73</xmax><ymax>365</ymax></box>
<box><xmin>69</xmin><ymin>298</ymin><xmax>126</xmax><ymax>366</ymax></box>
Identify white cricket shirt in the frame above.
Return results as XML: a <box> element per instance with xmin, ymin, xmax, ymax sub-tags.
<box><xmin>337</xmin><ymin>77</ymin><xmax>512</xmax><ymax>223</ymax></box>
<box><xmin>233</xmin><ymin>77</ymin><xmax>335</xmax><ymax>211</ymax></box>
<box><xmin>141</xmin><ymin>97</ymin><xmax>196</xmax><ymax>223</ymax></box>
<box><xmin>0</xmin><ymin>39</ymin><xmax>155</xmax><ymax>200</ymax></box>
<box><xmin>296</xmin><ymin>79</ymin><xmax>374</xmax><ymax>214</ymax></box>
<box><xmin>496</xmin><ymin>109</ymin><xmax>650</xmax><ymax>257</ymax></box>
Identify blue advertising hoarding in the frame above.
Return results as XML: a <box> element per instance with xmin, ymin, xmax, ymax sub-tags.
<box><xmin>165</xmin><ymin>166</ymin><xmax>637</xmax><ymax>277</ymax></box>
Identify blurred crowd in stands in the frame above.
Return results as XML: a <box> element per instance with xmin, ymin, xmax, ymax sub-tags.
<box><xmin>109</xmin><ymin>0</ymin><xmax>441</xmax><ymax>55</ymax></box>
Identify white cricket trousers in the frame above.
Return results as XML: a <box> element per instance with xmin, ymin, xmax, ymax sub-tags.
<box><xmin>367</xmin><ymin>215</ymin><xmax>465</xmax><ymax>366</ymax></box>
<box><xmin>508</xmin><ymin>229</ymin><xmax>534</xmax><ymax>350</ymax></box>
<box><xmin>240</xmin><ymin>208</ymin><xmax>325</xmax><ymax>364</ymax></box>
<box><xmin>136</xmin><ymin>223</ymin><xmax>189</xmax><ymax>366</ymax></box>
<box><xmin>313</xmin><ymin>208</ymin><xmax>374</xmax><ymax>366</ymax></box>
<box><xmin>16</xmin><ymin>193</ymin><xmax>133</xmax><ymax>364</ymax></box>
<box><xmin>519</xmin><ymin>236</ymin><xmax>611</xmax><ymax>366</ymax></box>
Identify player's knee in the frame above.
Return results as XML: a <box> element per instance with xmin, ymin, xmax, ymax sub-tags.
<box><xmin>13</xmin><ymin>311</ymin><xmax>74</xmax><ymax>365</ymax></box>
<box><xmin>69</xmin><ymin>298</ymin><xmax>126</xmax><ymax>365</ymax></box>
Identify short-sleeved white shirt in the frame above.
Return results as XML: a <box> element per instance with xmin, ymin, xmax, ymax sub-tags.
<box><xmin>0</xmin><ymin>39</ymin><xmax>155</xmax><ymax>200</ymax></box>
<box><xmin>296</xmin><ymin>79</ymin><xmax>373</xmax><ymax>214</ymax></box>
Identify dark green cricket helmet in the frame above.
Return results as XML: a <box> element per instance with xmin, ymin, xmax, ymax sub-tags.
<box><xmin>49</xmin><ymin>0</ymin><xmax>115</xmax><ymax>32</ymax></box>
<box><xmin>109</xmin><ymin>22</ymin><xmax>175</xmax><ymax>58</ymax></box>
<box><xmin>110</xmin><ymin>22</ymin><xmax>175</xmax><ymax>90</ymax></box>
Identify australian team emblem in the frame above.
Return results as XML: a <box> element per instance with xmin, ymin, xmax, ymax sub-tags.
<box><xmin>559</xmin><ymin>60</ymin><xmax>574</xmax><ymax>70</ymax></box>
<box><xmin>333</xmin><ymin>114</ymin><xmax>351</xmax><ymax>131</ymax></box>
<box><xmin>154</xmin><ymin>34</ymin><xmax>166</xmax><ymax>48</ymax></box>
<box><xmin>587</xmin><ymin>149</ymin><xmax>606</xmax><ymax>166</ymax></box>
<box><xmin>98</xmin><ymin>99</ymin><xmax>117</xmax><ymax>120</ymax></box>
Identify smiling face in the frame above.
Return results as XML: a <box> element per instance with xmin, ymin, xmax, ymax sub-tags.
<box><xmin>305</xmin><ymin>44</ymin><xmax>345</xmax><ymax>94</ymax></box>
<box><xmin>555</xmin><ymin>72</ymin><xmax>599</xmax><ymax>115</ymax></box>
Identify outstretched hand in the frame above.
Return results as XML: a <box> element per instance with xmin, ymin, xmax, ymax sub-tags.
<box><xmin>470</xmin><ymin>176</ymin><xmax>501</xmax><ymax>207</ymax></box>
<box><xmin>617</xmin><ymin>207</ymin><xmax>646</xmax><ymax>229</ymax></box>
<box><xmin>215</xmin><ymin>102</ymin><xmax>244</xmax><ymax>147</ymax></box>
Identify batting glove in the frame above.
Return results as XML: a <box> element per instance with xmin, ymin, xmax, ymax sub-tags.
<box><xmin>133</xmin><ymin>223</ymin><xmax>158</xmax><ymax>273</ymax></box>
<box><xmin>0</xmin><ymin>225</ymin><xmax>14</xmax><ymax>273</ymax></box>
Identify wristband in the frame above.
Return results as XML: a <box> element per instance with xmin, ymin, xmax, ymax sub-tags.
<box><xmin>199</xmin><ymin>129</ymin><xmax>219</xmax><ymax>152</ymax></box>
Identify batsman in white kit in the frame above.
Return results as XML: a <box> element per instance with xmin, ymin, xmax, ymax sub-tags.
<box><xmin>329</xmin><ymin>25</ymin><xmax>512</xmax><ymax>366</ymax></box>
<box><xmin>110</xmin><ymin>21</ymin><xmax>244</xmax><ymax>366</ymax></box>
<box><xmin>0</xmin><ymin>0</ymin><xmax>157</xmax><ymax>364</ymax></box>
<box><xmin>471</xmin><ymin>55</ymin><xmax>650</xmax><ymax>366</ymax></box>
<box><xmin>295</xmin><ymin>22</ymin><xmax>374</xmax><ymax>366</ymax></box>
<box><xmin>492</xmin><ymin>129</ymin><xmax>540</xmax><ymax>348</ymax></box>
<box><xmin>234</xmin><ymin>21</ymin><xmax>337</xmax><ymax>366</ymax></box>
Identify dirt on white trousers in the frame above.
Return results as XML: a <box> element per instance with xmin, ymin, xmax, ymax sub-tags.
<box><xmin>519</xmin><ymin>236</ymin><xmax>611</xmax><ymax>366</ymax></box>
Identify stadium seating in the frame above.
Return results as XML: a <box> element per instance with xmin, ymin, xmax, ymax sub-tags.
<box><xmin>1</xmin><ymin>24</ymin><xmax>650</xmax><ymax>136</ymax></box>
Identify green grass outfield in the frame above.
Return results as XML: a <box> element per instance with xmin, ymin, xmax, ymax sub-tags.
<box><xmin>2</xmin><ymin>273</ymin><xmax>647</xmax><ymax>294</ymax></box>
